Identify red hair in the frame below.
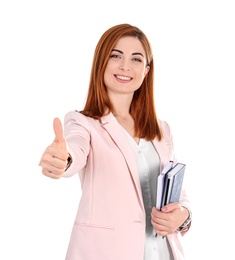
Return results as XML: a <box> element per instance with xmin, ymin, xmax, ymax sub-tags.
<box><xmin>81</xmin><ymin>23</ymin><xmax>163</xmax><ymax>141</ymax></box>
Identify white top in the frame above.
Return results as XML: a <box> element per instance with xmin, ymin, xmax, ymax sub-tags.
<box><xmin>122</xmin><ymin>129</ymin><xmax>174</xmax><ymax>260</ymax></box>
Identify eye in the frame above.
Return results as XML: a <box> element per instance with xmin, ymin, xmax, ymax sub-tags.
<box><xmin>110</xmin><ymin>54</ymin><xmax>121</xmax><ymax>59</ymax></box>
<box><xmin>132</xmin><ymin>57</ymin><xmax>142</xmax><ymax>62</ymax></box>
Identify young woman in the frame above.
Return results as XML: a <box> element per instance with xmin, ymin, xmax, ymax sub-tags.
<box><xmin>39</xmin><ymin>23</ymin><xmax>192</xmax><ymax>260</ymax></box>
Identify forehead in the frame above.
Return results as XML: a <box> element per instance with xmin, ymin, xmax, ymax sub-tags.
<box><xmin>113</xmin><ymin>36</ymin><xmax>146</xmax><ymax>55</ymax></box>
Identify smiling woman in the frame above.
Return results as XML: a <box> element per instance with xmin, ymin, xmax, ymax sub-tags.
<box><xmin>103</xmin><ymin>36</ymin><xmax>150</xmax><ymax>144</ymax></box>
<box><xmin>39</xmin><ymin>23</ymin><xmax>192</xmax><ymax>260</ymax></box>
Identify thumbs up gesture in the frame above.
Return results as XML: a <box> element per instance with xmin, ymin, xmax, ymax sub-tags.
<box><xmin>39</xmin><ymin>118</ymin><xmax>69</xmax><ymax>179</ymax></box>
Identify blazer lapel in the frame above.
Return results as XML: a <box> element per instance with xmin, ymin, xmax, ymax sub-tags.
<box><xmin>100</xmin><ymin>113</ymin><xmax>144</xmax><ymax>211</ymax></box>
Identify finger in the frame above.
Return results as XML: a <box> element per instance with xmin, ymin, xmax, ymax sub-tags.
<box><xmin>53</xmin><ymin>117</ymin><xmax>65</xmax><ymax>144</ymax></box>
<box><xmin>40</xmin><ymin>148</ymin><xmax>67</xmax><ymax>169</ymax></box>
<box><xmin>42</xmin><ymin>167</ymin><xmax>62</xmax><ymax>179</ymax></box>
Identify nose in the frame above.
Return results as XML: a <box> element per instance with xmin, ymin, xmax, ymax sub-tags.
<box><xmin>119</xmin><ymin>59</ymin><xmax>131</xmax><ymax>71</ymax></box>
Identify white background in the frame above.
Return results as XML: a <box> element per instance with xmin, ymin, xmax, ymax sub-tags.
<box><xmin>1</xmin><ymin>0</ymin><xmax>235</xmax><ymax>259</ymax></box>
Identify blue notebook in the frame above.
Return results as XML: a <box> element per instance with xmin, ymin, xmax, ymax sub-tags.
<box><xmin>161</xmin><ymin>162</ymin><xmax>186</xmax><ymax>207</ymax></box>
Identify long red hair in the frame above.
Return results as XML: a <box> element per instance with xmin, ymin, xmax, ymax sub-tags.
<box><xmin>81</xmin><ymin>23</ymin><xmax>163</xmax><ymax>141</ymax></box>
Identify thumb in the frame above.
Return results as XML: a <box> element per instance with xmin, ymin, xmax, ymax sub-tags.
<box><xmin>161</xmin><ymin>202</ymin><xmax>180</xmax><ymax>212</ymax></box>
<box><xmin>53</xmin><ymin>117</ymin><xmax>66</xmax><ymax>145</ymax></box>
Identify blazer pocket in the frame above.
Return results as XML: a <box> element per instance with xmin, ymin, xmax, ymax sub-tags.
<box><xmin>74</xmin><ymin>220</ymin><xmax>114</xmax><ymax>231</ymax></box>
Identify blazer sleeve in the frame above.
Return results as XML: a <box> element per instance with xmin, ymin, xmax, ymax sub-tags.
<box><xmin>62</xmin><ymin>111</ymin><xmax>91</xmax><ymax>177</ymax></box>
<box><xmin>161</xmin><ymin>119</ymin><xmax>192</xmax><ymax>235</ymax></box>
<box><xmin>159</xmin><ymin>119</ymin><xmax>177</xmax><ymax>163</ymax></box>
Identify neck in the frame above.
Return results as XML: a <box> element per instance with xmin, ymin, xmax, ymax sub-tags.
<box><xmin>109</xmin><ymin>94</ymin><xmax>133</xmax><ymax>118</ymax></box>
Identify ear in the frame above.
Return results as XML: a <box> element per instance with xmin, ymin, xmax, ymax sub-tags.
<box><xmin>144</xmin><ymin>65</ymin><xmax>150</xmax><ymax>77</ymax></box>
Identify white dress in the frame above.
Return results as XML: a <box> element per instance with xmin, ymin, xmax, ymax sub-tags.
<box><xmin>122</xmin><ymin>129</ymin><xmax>174</xmax><ymax>260</ymax></box>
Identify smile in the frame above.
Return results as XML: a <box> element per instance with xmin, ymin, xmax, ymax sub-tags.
<box><xmin>115</xmin><ymin>75</ymin><xmax>132</xmax><ymax>81</ymax></box>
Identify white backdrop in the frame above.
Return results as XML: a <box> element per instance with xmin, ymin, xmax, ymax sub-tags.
<box><xmin>1</xmin><ymin>0</ymin><xmax>235</xmax><ymax>259</ymax></box>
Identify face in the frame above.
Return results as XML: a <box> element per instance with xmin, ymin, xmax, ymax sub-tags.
<box><xmin>104</xmin><ymin>36</ymin><xmax>150</xmax><ymax>97</ymax></box>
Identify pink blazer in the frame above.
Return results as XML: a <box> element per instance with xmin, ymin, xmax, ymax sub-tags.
<box><xmin>63</xmin><ymin>111</ymin><xmax>191</xmax><ymax>260</ymax></box>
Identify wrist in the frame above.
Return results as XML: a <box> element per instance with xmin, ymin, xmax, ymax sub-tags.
<box><xmin>65</xmin><ymin>153</ymin><xmax>72</xmax><ymax>171</ymax></box>
<box><xmin>177</xmin><ymin>206</ymin><xmax>192</xmax><ymax>232</ymax></box>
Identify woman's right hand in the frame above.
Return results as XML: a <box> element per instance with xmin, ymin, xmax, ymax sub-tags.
<box><xmin>39</xmin><ymin>118</ymin><xmax>69</xmax><ymax>179</ymax></box>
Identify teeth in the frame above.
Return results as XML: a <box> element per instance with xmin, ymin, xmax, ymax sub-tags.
<box><xmin>116</xmin><ymin>75</ymin><xmax>131</xmax><ymax>80</ymax></box>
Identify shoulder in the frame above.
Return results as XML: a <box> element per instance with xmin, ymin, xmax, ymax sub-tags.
<box><xmin>64</xmin><ymin>110</ymin><xmax>88</xmax><ymax>122</ymax></box>
<box><xmin>64</xmin><ymin>110</ymin><xmax>94</xmax><ymax>131</ymax></box>
<box><xmin>158</xmin><ymin>119</ymin><xmax>173</xmax><ymax>143</ymax></box>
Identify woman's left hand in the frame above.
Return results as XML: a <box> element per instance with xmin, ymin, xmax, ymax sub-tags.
<box><xmin>151</xmin><ymin>203</ymin><xmax>189</xmax><ymax>237</ymax></box>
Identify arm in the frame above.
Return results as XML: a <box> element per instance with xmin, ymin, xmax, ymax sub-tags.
<box><xmin>154</xmin><ymin>121</ymin><xmax>192</xmax><ymax>236</ymax></box>
<box><xmin>62</xmin><ymin>111</ymin><xmax>91</xmax><ymax>177</ymax></box>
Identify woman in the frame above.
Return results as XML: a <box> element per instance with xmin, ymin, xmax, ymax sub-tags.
<box><xmin>39</xmin><ymin>23</ymin><xmax>192</xmax><ymax>260</ymax></box>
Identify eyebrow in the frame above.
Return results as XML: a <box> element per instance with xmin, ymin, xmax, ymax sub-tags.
<box><xmin>112</xmin><ymin>49</ymin><xmax>144</xmax><ymax>57</ymax></box>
